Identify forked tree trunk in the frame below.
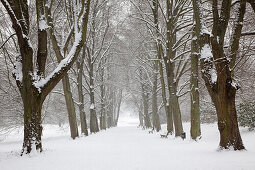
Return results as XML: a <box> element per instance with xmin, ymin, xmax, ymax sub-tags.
<box><xmin>165</xmin><ymin>0</ymin><xmax>183</xmax><ymax>137</ymax></box>
<box><xmin>192</xmin><ymin>0</ymin><xmax>246</xmax><ymax>150</ymax></box>
<box><xmin>1</xmin><ymin>0</ymin><xmax>91</xmax><ymax>155</ymax></box>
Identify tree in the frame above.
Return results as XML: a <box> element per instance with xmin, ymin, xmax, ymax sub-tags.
<box><xmin>190</xmin><ymin>28</ymin><xmax>201</xmax><ymax>140</ymax></box>
<box><xmin>0</xmin><ymin>0</ymin><xmax>91</xmax><ymax>154</ymax></box>
<box><xmin>192</xmin><ymin>0</ymin><xmax>246</xmax><ymax>150</ymax></box>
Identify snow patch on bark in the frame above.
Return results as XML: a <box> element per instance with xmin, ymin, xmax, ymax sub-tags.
<box><xmin>12</xmin><ymin>54</ymin><xmax>23</xmax><ymax>82</ymax></box>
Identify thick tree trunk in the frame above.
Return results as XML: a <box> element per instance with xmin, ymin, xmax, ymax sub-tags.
<box><xmin>206</xmin><ymin>76</ymin><xmax>245</xmax><ymax>150</ymax></box>
<box><xmin>170</xmin><ymin>92</ymin><xmax>183</xmax><ymax>137</ymax></box>
<box><xmin>190</xmin><ymin>32</ymin><xmax>201</xmax><ymax>140</ymax></box>
<box><xmin>192</xmin><ymin>0</ymin><xmax>246</xmax><ymax>150</ymax></box>
<box><xmin>1</xmin><ymin>0</ymin><xmax>91</xmax><ymax>155</ymax></box>
<box><xmin>213</xmin><ymin>88</ymin><xmax>244</xmax><ymax>150</ymax></box>
<box><xmin>62</xmin><ymin>75</ymin><xmax>79</xmax><ymax>139</ymax></box>
<box><xmin>22</xmin><ymin>96</ymin><xmax>43</xmax><ymax>154</ymax></box>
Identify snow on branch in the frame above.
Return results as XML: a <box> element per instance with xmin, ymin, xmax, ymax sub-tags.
<box><xmin>33</xmin><ymin>31</ymin><xmax>82</xmax><ymax>92</ymax></box>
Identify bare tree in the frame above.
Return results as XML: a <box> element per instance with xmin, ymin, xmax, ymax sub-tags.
<box><xmin>0</xmin><ymin>0</ymin><xmax>91</xmax><ymax>154</ymax></box>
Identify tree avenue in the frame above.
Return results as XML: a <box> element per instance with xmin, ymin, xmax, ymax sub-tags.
<box><xmin>0</xmin><ymin>0</ymin><xmax>254</xmax><ymax>156</ymax></box>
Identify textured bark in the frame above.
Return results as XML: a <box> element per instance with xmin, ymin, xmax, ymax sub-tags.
<box><xmin>212</xmin><ymin>79</ymin><xmax>244</xmax><ymax>150</ymax></box>
<box><xmin>22</xmin><ymin>85</ymin><xmax>43</xmax><ymax>154</ymax></box>
<box><xmin>248</xmin><ymin>0</ymin><xmax>255</xmax><ymax>13</ymax></box>
<box><xmin>190</xmin><ymin>31</ymin><xmax>201</xmax><ymax>140</ymax></box>
<box><xmin>192</xmin><ymin>0</ymin><xmax>245</xmax><ymax>150</ymax></box>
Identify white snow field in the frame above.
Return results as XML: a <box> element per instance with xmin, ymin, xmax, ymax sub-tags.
<box><xmin>0</xmin><ymin>117</ymin><xmax>255</xmax><ymax>170</ymax></box>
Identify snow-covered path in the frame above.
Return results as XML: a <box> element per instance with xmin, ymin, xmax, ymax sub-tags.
<box><xmin>0</xmin><ymin>120</ymin><xmax>255</xmax><ymax>170</ymax></box>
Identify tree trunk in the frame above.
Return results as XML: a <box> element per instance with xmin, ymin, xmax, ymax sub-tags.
<box><xmin>99</xmin><ymin>66</ymin><xmax>106</xmax><ymax>130</ymax></box>
<box><xmin>114</xmin><ymin>90</ymin><xmax>122</xmax><ymax>126</ymax></box>
<box><xmin>138</xmin><ymin>108</ymin><xmax>144</xmax><ymax>127</ymax></box>
<box><xmin>89</xmin><ymin>76</ymin><xmax>99</xmax><ymax>133</ymax></box>
<box><xmin>170</xmin><ymin>92</ymin><xmax>183</xmax><ymax>136</ymax></box>
<box><xmin>165</xmin><ymin>0</ymin><xmax>183</xmax><ymax>137</ymax></box>
<box><xmin>62</xmin><ymin>75</ymin><xmax>79</xmax><ymax>139</ymax></box>
<box><xmin>22</xmin><ymin>95</ymin><xmax>43</xmax><ymax>154</ymax></box>
<box><xmin>77</xmin><ymin>55</ymin><xmax>88</xmax><ymax>136</ymax></box>
<box><xmin>190</xmin><ymin>31</ymin><xmax>201</xmax><ymax>140</ymax></box>
<box><xmin>152</xmin><ymin>0</ymin><xmax>170</xmax><ymax>133</ymax></box>
<box><xmin>152</xmin><ymin>62</ymin><xmax>161</xmax><ymax>132</ymax></box>
<box><xmin>142</xmin><ymin>85</ymin><xmax>152</xmax><ymax>129</ymax></box>
<box><xmin>158</xmin><ymin>45</ymin><xmax>173</xmax><ymax>133</ymax></box>
<box><xmin>212</xmin><ymin>83</ymin><xmax>244</xmax><ymax>150</ymax></box>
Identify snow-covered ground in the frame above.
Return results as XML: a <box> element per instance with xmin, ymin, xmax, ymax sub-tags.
<box><xmin>0</xmin><ymin>117</ymin><xmax>255</xmax><ymax>170</ymax></box>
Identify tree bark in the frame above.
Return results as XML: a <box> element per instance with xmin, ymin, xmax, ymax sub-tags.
<box><xmin>62</xmin><ymin>76</ymin><xmax>79</xmax><ymax>139</ymax></box>
<box><xmin>89</xmin><ymin>65</ymin><xmax>99</xmax><ymax>133</ymax></box>
<box><xmin>190</xmin><ymin>30</ymin><xmax>201</xmax><ymax>140</ymax></box>
<box><xmin>192</xmin><ymin>0</ymin><xmax>245</xmax><ymax>150</ymax></box>
<box><xmin>77</xmin><ymin>51</ymin><xmax>88</xmax><ymax>136</ymax></box>
<box><xmin>22</xmin><ymin>92</ymin><xmax>43</xmax><ymax>154</ymax></box>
